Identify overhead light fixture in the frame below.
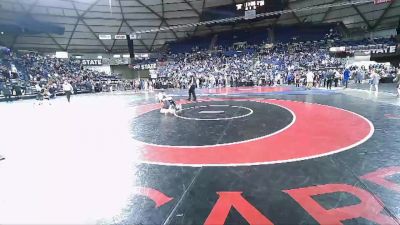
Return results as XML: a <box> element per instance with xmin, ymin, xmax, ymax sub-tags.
<box><xmin>113</xmin><ymin>54</ymin><xmax>121</xmax><ymax>58</ymax></box>
<box><xmin>115</xmin><ymin>34</ymin><xmax>127</xmax><ymax>40</ymax></box>
<box><xmin>55</xmin><ymin>51</ymin><xmax>68</xmax><ymax>59</ymax></box>
<box><xmin>99</xmin><ymin>34</ymin><xmax>112</xmax><ymax>40</ymax></box>
<box><xmin>97</xmin><ymin>55</ymin><xmax>103</xmax><ymax>59</ymax></box>
<box><xmin>75</xmin><ymin>56</ymin><xmax>82</xmax><ymax>59</ymax></box>
<box><xmin>122</xmin><ymin>54</ymin><xmax>130</xmax><ymax>58</ymax></box>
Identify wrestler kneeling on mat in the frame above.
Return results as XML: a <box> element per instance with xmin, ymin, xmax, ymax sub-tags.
<box><xmin>157</xmin><ymin>93</ymin><xmax>182</xmax><ymax>114</ymax></box>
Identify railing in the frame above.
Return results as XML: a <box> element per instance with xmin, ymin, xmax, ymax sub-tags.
<box><xmin>0</xmin><ymin>82</ymin><xmax>134</xmax><ymax>101</ymax></box>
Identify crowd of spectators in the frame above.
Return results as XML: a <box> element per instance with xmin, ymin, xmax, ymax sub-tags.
<box><xmin>155</xmin><ymin>40</ymin><xmax>398</xmax><ymax>89</ymax></box>
<box><xmin>1</xmin><ymin>36</ymin><xmax>398</xmax><ymax>101</ymax></box>
<box><xmin>0</xmin><ymin>51</ymin><xmax>130</xmax><ymax>101</ymax></box>
<box><xmin>156</xmin><ymin>42</ymin><xmax>342</xmax><ymax>88</ymax></box>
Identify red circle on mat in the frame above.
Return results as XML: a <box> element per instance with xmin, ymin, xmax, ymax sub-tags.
<box><xmin>132</xmin><ymin>99</ymin><xmax>374</xmax><ymax>166</ymax></box>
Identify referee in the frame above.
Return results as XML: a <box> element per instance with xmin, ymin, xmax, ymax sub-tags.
<box><xmin>187</xmin><ymin>76</ymin><xmax>197</xmax><ymax>101</ymax></box>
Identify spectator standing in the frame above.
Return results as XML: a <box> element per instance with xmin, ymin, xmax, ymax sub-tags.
<box><xmin>322</xmin><ymin>70</ymin><xmax>327</xmax><ymax>87</ymax></box>
<box><xmin>14</xmin><ymin>82</ymin><xmax>22</xmax><ymax>100</ymax></box>
<box><xmin>355</xmin><ymin>69</ymin><xmax>363</xmax><ymax>84</ymax></box>
<box><xmin>306</xmin><ymin>70</ymin><xmax>314</xmax><ymax>90</ymax></box>
<box><xmin>314</xmin><ymin>72</ymin><xmax>321</xmax><ymax>87</ymax></box>
<box><xmin>35</xmin><ymin>82</ymin><xmax>43</xmax><ymax>102</ymax></box>
<box><xmin>334</xmin><ymin>69</ymin><xmax>340</xmax><ymax>87</ymax></box>
<box><xmin>2</xmin><ymin>81</ymin><xmax>12</xmax><ymax>102</ymax></box>
<box><xmin>343</xmin><ymin>68</ymin><xmax>351</xmax><ymax>89</ymax></box>
<box><xmin>393</xmin><ymin>69</ymin><xmax>400</xmax><ymax>97</ymax></box>
<box><xmin>276</xmin><ymin>73</ymin><xmax>282</xmax><ymax>86</ymax></box>
<box><xmin>369</xmin><ymin>70</ymin><xmax>380</xmax><ymax>93</ymax></box>
<box><xmin>41</xmin><ymin>85</ymin><xmax>52</xmax><ymax>105</ymax></box>
<box><xmin>49</xmin><ymin>83</ymin><xmax>57</xmax><ymax>98</ymax></box>
<box><xmin>295</xmin><ymin>73</ymin><xmax>301</xmax><ymax>88</ymax></box>
<box><xmin>326</xmin><ymin>70</ymin><xmax>334</xmax><ymax>90</ymax></box>
<box><xmin>63</xmin><ymin>80</ymin><xmax>74</xmax><ymax>103</ymax></box>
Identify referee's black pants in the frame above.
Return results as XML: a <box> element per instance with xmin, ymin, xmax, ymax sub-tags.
<box><xmin>188</xmin><ymin>86</ymin><xmax>196</xmax><ymax>101</ymax></box>
<box><xmin>326</xmin><ymin>80</ymin><xmax>333</xmax><ymax>90</ymax></box>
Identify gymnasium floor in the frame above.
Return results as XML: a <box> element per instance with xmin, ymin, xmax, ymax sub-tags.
<box><xmin>0</xmin><ymin>86</ymin><xmax>399</xmax><ymax>225</ymax></box>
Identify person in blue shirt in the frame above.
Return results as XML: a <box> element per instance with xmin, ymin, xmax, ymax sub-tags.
<box><xmin>343</xmin><ymin>68</ymin><xmax>351</xmax><ymax>89</ymax></box>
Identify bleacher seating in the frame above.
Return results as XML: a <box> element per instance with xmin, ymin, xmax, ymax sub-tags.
<box><xmin>167</xmin><ymin>24</ymin><xmax>340</xmax><ymax>54</ymax></box>
<box><xmin>168</xmin><ymin>35</ymin><xmax>213</xmax><ymax>54</ymax></box>
<box><xmin>274</xmin><ymin>24</ymin><xmax>338</xmax><ymax>43</ymax></box>
<box><xmin>332</xmin><ymin>37</ymin><xmax>397</xmax><ymax>47</ymax></box>
<box><xmin>215</xmin><ymin>28</ymin><xmax>269</xmax><ymax>48</ymax></box>
<box><xmin>0</xmin><ymin>51</ymin><xmax>126</xmax><ymax>100</ymax></box>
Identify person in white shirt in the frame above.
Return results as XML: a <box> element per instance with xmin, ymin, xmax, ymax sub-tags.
<box><xmin>276</xmin><ymin>73</ymin><xmax>282</xmax><ymax>86</ymax></box>
<box><xmin>334</xmin><ymin>69</ymin><xmax>341</xmax><ymax>87</ymax></box>
<box><xmin>306</xmin><ymin>70</ymin><xmax>315</xmax><ymax>90</ymax></box>
<box><xmin>35</xmin><ymin>83</ymin><xmax>43</xmax><ymax>101</ymax></box>
<box><xmin>369</xmin><ymin>70</ymin><xmax>380</xmax><ymax>93</ymax></box>
<box><xmin>63</xmin><ymin>80</ymin><xmax>74</xmax><ymax>103</ymax></box>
